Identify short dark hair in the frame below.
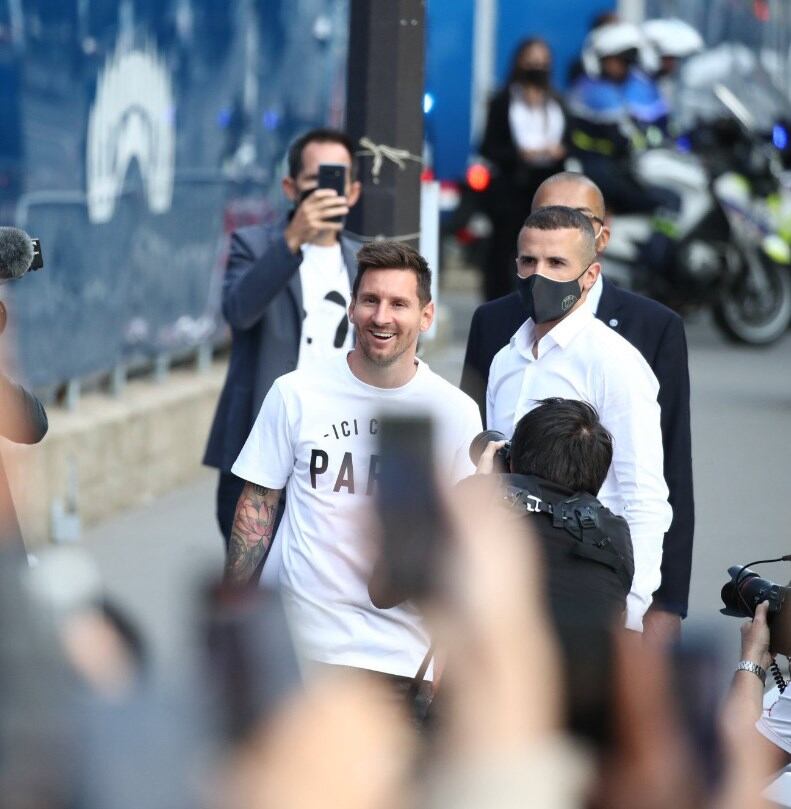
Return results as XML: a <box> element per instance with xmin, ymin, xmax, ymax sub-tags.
<box><xmin>352</xmin><ymin>241</ymin><xmax>432</xmax><ymax>306</ymax></box>
<box><xmin>287</xmin><ymin>128</ymin><xmax>356</xmax><ymax>179</ymax></box>
<box><xmin>510</xmin><ymin>398</ymin><xmax>613</xmax><ymax>495</ymax></box>
<box><xmin>521</xmin><ymin>205</ymin><xmax>597</xmax><ymax>264</ymax></box>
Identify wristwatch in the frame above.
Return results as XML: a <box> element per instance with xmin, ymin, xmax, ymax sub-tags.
<box><xmin>736</xmin><ymin>660</ymin><xmax>767</xmax><ymax>685</ymax></box>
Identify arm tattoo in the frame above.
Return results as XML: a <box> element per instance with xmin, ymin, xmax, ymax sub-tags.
<box><xmin>224</xmin><ymin>483</ymin><xmax>283</xmax><ymax>587</ymax></box>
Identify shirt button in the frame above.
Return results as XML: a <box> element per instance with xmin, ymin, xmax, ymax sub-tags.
<box><xmin>608</xmin><ymin>318</ymin><xmax>619</xmax><ymax>328</ymax></box>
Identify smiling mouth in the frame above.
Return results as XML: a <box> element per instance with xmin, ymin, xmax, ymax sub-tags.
<box><xmin>370</xmin><ymin>330</ymin><xmax>396</xmax><ymax>342</ymax></box>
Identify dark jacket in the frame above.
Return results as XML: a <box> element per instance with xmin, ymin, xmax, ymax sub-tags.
<box><xmin>460</xmin><ymin>280</ymin><xmax>694</xmax><ymax>616</ymax></box>
<box><xmin>203</xmin><ymin>219</ymin><xmax>359</xmax><ymax>473</ymax></box>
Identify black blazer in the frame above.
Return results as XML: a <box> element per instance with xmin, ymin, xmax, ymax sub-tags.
<box><xmin>203</xmin><ymin>219</ymin><xmax>359</xmax><ymax>473</ymax></box>
<box><xmin>460</xmin><ymin>280</ymin><xmax>694</xmax><ymax>617</ymax></box>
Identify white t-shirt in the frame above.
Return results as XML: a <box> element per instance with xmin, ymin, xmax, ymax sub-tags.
<box><xmin>297</xmin><ymin>243</ymin><xmax>353</xmax><ymax>374</ymax></box>
<box><xmin>232</xmin><ymin>353</ymin><xmax>483</xmax><ymax>678</ymax></box>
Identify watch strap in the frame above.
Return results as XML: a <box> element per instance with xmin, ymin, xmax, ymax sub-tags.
<box><xmin>736</xmin><ymin>659</ymin><xmax>767</xmax><ymax>685</ymax></box>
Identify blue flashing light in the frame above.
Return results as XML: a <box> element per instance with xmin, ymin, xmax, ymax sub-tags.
<box><xmin>676</xmin><ymin>135</ymin><xmax>692</xmax><ymax>153</ymax></box>
<box><xmin>217</xmin><ymin>107</ymin><xmax>231</xmax><ymax>128</ymax></box>
<box><xmin>773</xmin><ymin>123</ymin><xmax>788</xmax><ymax>150</ymax></box>
<box><xmin>423</xmin><ymin>92</ymin><xmax>435</xmax><ymax>115</ymax></box>
<box><xmin>263</xmin><ymin>109</ymin><xmax>281</xmax><ymax>131</ymax></box>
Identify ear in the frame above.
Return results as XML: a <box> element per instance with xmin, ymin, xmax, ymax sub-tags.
<box><xmin>346</xmin><ymin>180</ymin><xmax>362</xmax><ymax>207</ymax></box>
<box><xmin>419</xmin><ymin>300</ymin><xmax>435</xmax><ymax>333</ymax></box>
<box><xmin>282</xmin><ymin>176</ymin><xmax>298</xmax><ymax>203</ymax></box>
<box><xmin>596</xmin><ymin>224</ymin><xmax>611</xmax><ymax>254</ymax></box>
<box><xmin>582</xmin><ymin>261</ymin><xmax>600</xmax><ymax>293</ymax></box>
<box><xmin>348</xmin><ymin>297</ymin><xmax>356</xmax><ymax>325</ymax></box>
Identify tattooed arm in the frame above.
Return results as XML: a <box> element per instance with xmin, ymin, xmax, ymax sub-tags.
<box><xmin>224</xmin><ymin>482</ymin><xmax>284</xmax><ymax>587</ymax></box>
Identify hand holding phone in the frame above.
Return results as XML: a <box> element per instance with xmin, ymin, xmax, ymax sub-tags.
<box><xmin>317</xmin><ymin>163</ymin><xmax>348</xmax><ymax>224</ymax></box>
<box><xmin>284</xmin><ymin>165</ymin><xmax>349</xmax><ymax>252</ymax></box>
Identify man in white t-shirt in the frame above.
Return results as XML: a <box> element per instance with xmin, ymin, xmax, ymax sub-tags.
<box><xmin>224</xmin><ymin>241</ymin><xmax>482</xmax><ymax>680</ymax></box>
<box><xmin>486</xmin><ymin>206</ymin><xmax>671</xmax><ymax>631</ymax></box>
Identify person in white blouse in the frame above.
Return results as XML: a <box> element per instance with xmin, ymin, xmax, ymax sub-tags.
<box><xmin>486</xmin><ymin>205</ymin><xmax>671</xmax><ymax>630</ymax></box>
<box><xmin>479</xmin><ymin>37</ymin><xmax>567</xmax><ymax>301</ymax></box>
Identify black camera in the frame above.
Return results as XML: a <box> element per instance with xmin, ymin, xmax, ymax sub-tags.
<box><xmin>721</xmin><ymin>566</ymin><xmax>786</xmax><ymax>618</ymax></box>
<box><xmin>721</xmin><ymin>565</ymin><xmax>791</xmax><ymax>656</ymax></box>
<box><xmin>469</xmin><ymin>430</ymin><xmax>511</xmax><ymax>472</ymax></box>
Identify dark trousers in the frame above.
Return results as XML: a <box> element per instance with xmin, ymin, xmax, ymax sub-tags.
<box><xmin>217</xmin><ymin>470</ymin><xmax>245</xmax><ymax>550</ymax></box>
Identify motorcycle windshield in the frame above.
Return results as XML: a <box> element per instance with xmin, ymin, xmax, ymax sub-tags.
<box><xmin>676</xmin><ymin>43</ymin><xmax>791</xmax><ymax>134</ymax></box>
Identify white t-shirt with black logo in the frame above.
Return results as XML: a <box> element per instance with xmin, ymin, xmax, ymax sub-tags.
<box><xmin>297</xmin><ymin>243</ymin><xmax>353</xmax><ymax>374</ymax></box>
<box><xmin>232</xmin><ymin>353</ymin><xmax>483</xmax><ymax>678</ymax></box>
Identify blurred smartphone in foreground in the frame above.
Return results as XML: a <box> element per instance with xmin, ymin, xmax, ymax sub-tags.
<box><xmin>670</xmin><ymin>630</ymin><xmax>728</xmax><ymax>789</ymax></box>
<box><xmin>205</xmin><ymin>585</ymin><xmax>302</xmax><ymax>743</ymax></box>
<box><xmin>376</xmin><ymin>414</ymin><xmax>447</xmax><ymax>604</ymax></box>
<box><xmin>318</xmin><ymin>163</ymin><xmax>347</xmax><ymax>223</ymax></box>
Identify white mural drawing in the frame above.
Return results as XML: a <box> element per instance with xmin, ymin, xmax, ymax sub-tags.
<box><xmin>87</xmin><ymin>42</ymin><xmax>175</xmax><ymax>224</ymax></box>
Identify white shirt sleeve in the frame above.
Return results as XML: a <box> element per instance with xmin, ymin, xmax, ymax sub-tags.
<box><xmin>450</xmin><ymin>398</ymin><xmax>484</xmax><ymax>483</ymax></box>
<box><xmin>602</xmin><ymin>357</ymin><xmax>673</xmax><ymax>630</ymax></box>
<box><xmin>231</xmin><ymin>380</ymin><xmax>295</xmax><ymax>490</ymax></box>
<box><xmin>485</xmin><ymin>356</ymin><xmax>498</xmax><ymax>431</ymax></box>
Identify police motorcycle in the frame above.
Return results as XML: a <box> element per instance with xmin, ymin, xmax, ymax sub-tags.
<box><xmin>597</xmin><ymin>52</ymin><xmax>791</xmax><ymax>345</ymax></box>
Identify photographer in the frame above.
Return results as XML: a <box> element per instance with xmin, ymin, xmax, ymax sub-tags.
<box><xmin>473</xmin><ymin>398</ymin><xmax>634</xmax><ymax>743</ymax></box>
<box><xmin>722</xmin><ymin>601</ymin><xmax>791</xmax><ymax>767</ymax></box>
<box><xmin>476</xmin><ymin>397</ymin><xmax>634</xmax><ymax>629</ymax></box>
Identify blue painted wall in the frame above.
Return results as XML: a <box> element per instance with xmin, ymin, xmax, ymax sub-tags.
<box><xmin>425</xmin><ymin>0</ymin><xmax>476</xmax><ymax>181</ymax></box>
<box><xmin>495</xmin><ymin>0</ymin><xmax>615</xmax><ymax>91</ymax></box>
<box><xmin>426</xmin><ymin>0</ymin><xmax>615</xmax><ymax>180</ymax></box>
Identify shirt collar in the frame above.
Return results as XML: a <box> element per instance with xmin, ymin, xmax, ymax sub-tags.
<box><xmin>511</xmin><ymin>298</ymin><xmax>595</xmax><ymax>358</ymax></box>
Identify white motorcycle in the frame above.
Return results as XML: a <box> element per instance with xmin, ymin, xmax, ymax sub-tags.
<box><xmin>601</xmin><ymin>89</ymin><xmax>791</xmax><ymax>345</ymax></box>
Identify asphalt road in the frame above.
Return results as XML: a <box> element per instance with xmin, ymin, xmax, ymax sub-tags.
<box><xmin>76</xmin><ymin>296</ymin><xmax>791</xmax><ymax>680</ymax></box>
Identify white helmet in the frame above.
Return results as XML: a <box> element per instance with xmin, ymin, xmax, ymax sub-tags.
<box><xmin>582</xmin><ymin>21</ymin><xmax>647</xmax><ymax>77</ymax></box>
<box><xmin>643</xmin><ymin>18</ymin><xmax>704</xmax><ymax>59</ymax></box>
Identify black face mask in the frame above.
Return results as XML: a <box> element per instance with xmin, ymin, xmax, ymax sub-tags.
<box><xmin>517</xmin><ymin>265</ymin><xmax>590</xmax><ymax>324</ymax></box>
<box><xmin>514</xmin><ymin>67</ymin><xmax>550</xmax><ymax>88</ymax></box>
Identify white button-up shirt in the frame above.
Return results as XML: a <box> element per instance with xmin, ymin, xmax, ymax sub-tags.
<box><xmin>486</xmin><ymin>299</ymin><xmax>672</xmax><ymax>630</ymax></box>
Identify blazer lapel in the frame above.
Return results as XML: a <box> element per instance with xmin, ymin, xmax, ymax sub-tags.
<box><xmin>340</xmin><ymin>233</ymin><xmax>361</xmax><ymax>289</ymax></box>
<box><xmin>595</xmin><ymin>278</ymin><xmax>624</xmax><ymax>333</ymax></box>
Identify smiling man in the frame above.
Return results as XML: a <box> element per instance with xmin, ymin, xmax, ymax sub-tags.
<box><xmin>224</xmin><ymin>241</ymin><xmax>481</xmax><ymax>683</ymax></box>
<box><xmin>486</xmin><ymin>206</ymin><xmax>671</xmax><ymax>631</ymax></box>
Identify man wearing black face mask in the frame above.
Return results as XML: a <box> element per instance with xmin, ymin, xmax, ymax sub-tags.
<box><xmin>479</xmin><ymin>37</ymin><xmax>567</xmax><ymax>301</ymax></box>
<box><xmin>204</xmin><ymin>128</ymin><xmax>362</xmax><ymax>550</ymax></box>
<box><xmin>486</xmin><ymin>206</ymin><xmax>671</xmax><ymax>633</ymax></box>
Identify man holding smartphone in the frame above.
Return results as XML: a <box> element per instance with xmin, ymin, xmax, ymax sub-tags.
<box><xmin>204</xmin><ymin>128</ymin><xmax>363</xmax><ymax>548</ymax></box>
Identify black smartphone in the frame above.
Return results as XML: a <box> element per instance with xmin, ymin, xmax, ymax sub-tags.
<box><xmin>30</xmin><ymin>238</ymin><xmax>43</xmax><ymax>270</ymax></box>
<box><xmin>376</xmin><ymin>415</ymin><xmax>447</xmax><ymax>603</ymax></box>
<box><xmin>318</xmin><ymin>163</ymin><xmax>347</xmax><ymax>223</ymax></box>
